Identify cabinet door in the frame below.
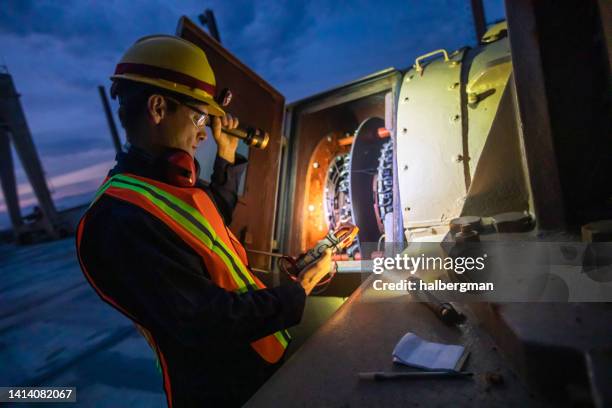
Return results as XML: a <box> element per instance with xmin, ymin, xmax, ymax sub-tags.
<box><xmin>177</xmin><ymin>17</ymin><xmax>285</xmax><ymax>271</ymax></box>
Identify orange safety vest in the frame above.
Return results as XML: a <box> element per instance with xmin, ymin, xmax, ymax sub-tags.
<box><xmin>75</xmin><ymin>173</ymin><xmax>290</xmax><ymax>406</ymax></box>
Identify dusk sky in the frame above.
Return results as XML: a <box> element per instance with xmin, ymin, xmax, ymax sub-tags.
<box><xmin>0</xmin><ymin>0</ymin><xmax>504</xmax><ymax>228</ymax></box>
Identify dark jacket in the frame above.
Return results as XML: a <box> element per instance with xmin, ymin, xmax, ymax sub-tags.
<box><xmin>78</xmin><ymin>148</ymin><xmax>306</xmax><ymax>407</ymax></box>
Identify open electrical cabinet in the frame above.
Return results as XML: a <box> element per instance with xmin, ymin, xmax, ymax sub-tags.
<box><xmin>178</xmin><ymin>17</ymin><xmax>403</xmax><ymax>283</ymax></box>
<box><xmin>177</xmin><ymin>17</ymin><xmax>286</xmax><ymax>273</ymax></box>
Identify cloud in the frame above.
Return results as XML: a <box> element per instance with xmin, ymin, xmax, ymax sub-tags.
<box><xmin>201</xmin><ymin>0</ymin><xmax>479</xmax><ymax>101</ymax></box>
<box><xmin>0</xmin><ymin>154</ymin><xmax>114</xmax><ymax>227</ymax></box>
<box><xmin>255</xmin><ymin>0</ymin><xmax>477</xmax><ymax>101</ymax></box>
<box><xmin>0</xmin><ymin>0</ymin><xmax>505</xmax><ymax>228</ymax></box>
<box><xmin>0</xmin><ymin>0</ymin><xmax>177</xmax><ymax>56</ymax></box>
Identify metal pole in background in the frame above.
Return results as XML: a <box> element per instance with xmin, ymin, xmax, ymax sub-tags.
<box><xmin>198</xmin><ymin>9</ymin><xmax>221</xmax><ymax>43</ymax></box>
<box><xmin>0</xmin><ymin>126</ymin><xmax>23</xmax><ymax>233</ymax></box>
<box><xmin>97</xmin><ymin>85</ymin><xmax>122</xmax><ymax>154</ymax></box>
<box><xmin>0</xmin><ymin>72</ymin><xmax>58</xmax><ymax>238</ymax></box>
<box><xmin>470</xmin><ymin>0</ymin><xmax>486</xmax><ymax>43</ymax></box>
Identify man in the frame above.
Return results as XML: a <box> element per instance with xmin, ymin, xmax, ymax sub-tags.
<box><xmin>76</xmin><ymin>35</ymin><xmax>332</xmax><ymax>407</ymax></box>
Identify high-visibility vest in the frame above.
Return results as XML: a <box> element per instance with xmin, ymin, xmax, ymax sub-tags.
<box><xmin>75</xmin><ymin>173</ymin><xmax>291</xmax><ymax>401</ymax></box>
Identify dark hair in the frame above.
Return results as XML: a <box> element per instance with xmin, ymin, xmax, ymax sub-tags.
<box><xmin>111</xmin><ymin>79</ymin><xmax>199</xmax><ymax>139</ymax></box>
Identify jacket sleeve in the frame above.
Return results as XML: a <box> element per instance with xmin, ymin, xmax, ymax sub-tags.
<box><xmin>79</xmin><ymin>198</ymin><xmax>306</xmax><ymax>349</ymax></box>
<box><xmin>205</xmin><ymin>154</ymin><xmax>248</xmax><ymax>225</ymax></box>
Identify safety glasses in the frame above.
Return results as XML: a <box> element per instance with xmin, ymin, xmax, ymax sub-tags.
<box><xmin>164</xmin><ymin>96</ymin><xmax>209</xmax><ymax>129</ymax></box>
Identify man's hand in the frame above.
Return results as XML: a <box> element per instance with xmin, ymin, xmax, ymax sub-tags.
<box><xmin>212</xmin><ymin>113</ymin><xmax>240</xmax><ymax>163</ymax></box>
<box><xmin>297</xmin><ymin>249</ymin><xmax>333</xmax><ymax>295</ymax></box>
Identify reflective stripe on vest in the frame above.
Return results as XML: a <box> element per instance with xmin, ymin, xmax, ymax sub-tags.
<box><xmin>88</xmin><ymin>173</ymin><xmax>290</xmax><ymax>362</ymax></box>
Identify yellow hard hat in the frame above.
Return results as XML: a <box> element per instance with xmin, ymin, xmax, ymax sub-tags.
<box><xmin>111</xmin><ymin>35</ymin><xmax>225</xmax><ymax>116</ymax></box>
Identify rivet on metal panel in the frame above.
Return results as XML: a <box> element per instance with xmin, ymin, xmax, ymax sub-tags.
<box><xmin>326</xmin><ymin>136</ymin><xmax>332</xmax><ymax>142</ymax></box>
<box><xmin>403</xmin><ymin>96</ymin><xmax>409</xmax><ymax>103</ymax></box>
<box><xmin>402</xmin><ymin>128</ymin><xmax>407</xmax><ymax>134</ymax></box>
<box><xmin>450</xmin><ymin>114</ymin><xmax>460</xmax><ymax>123</ymax></box>
<box><xmin>313</xmin><ymin>162</ymin><xmax>320</xmax><ymax>169</ymax></box>
<box><xmin>454</xmin><ymin>154</ymin><xmax>464</xmax><ymax>163</ymax></box>
<box><xmin>448</xmin><ymin>82</ymin><xmax>459</xmax><ymax>90</ymax></box>
<box><xmin>404</xmin><ymin>207</ymin><xmax>411</xmax><ymax>212</ymax></box>
<box><xmin>449</xmin><ymin>61</ymin><xmax>459</xmax><ymax>68</ymax></box>
<box><xmin>405</xmin><ymin>74</ymin><xmax>414</xmax><ymax>82</ymax></box>
<box><xmin>403</xmin><ymin>165</ymin><xmax>409</xmax><ymax>170</ymax></box>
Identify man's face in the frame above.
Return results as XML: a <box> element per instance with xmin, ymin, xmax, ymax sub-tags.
<box><xmin>155</xmin><ymin>97</ymin><xmax>209</xmax><ymax>157</ymax></box>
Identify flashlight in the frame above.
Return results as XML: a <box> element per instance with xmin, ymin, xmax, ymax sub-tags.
<box><xmin>221</xmin><ymin>126</ymin><xmax>270</xmax><ymax>149</ymax></box>
<box><xmin>204</xmin><ymin>117</ymin><xmax>269</xmax><ymax>149</ymax></box>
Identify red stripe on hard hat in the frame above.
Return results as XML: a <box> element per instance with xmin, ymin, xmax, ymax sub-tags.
<box><xmin>115</xmin><ymin>62</ymin><xmax>216</xmax><ymax>96</ymax></box>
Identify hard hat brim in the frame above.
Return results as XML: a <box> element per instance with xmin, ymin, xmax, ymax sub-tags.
<box><xmin>111</xmin><ymin>74</ymin><xmax>226</xmax><ymax>117</ymax></box>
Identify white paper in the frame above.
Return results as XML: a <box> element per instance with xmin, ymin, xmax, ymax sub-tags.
<box><xmin>392</xmin><ymin>332</ymin><xmax>465</xmax><ymax>371</ymax></box>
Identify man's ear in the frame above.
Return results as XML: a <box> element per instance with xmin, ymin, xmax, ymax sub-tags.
<box><xmin>147</xmin><ymin>94</ymin><xmax>166</xmax><ymax>125</ymax></box>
